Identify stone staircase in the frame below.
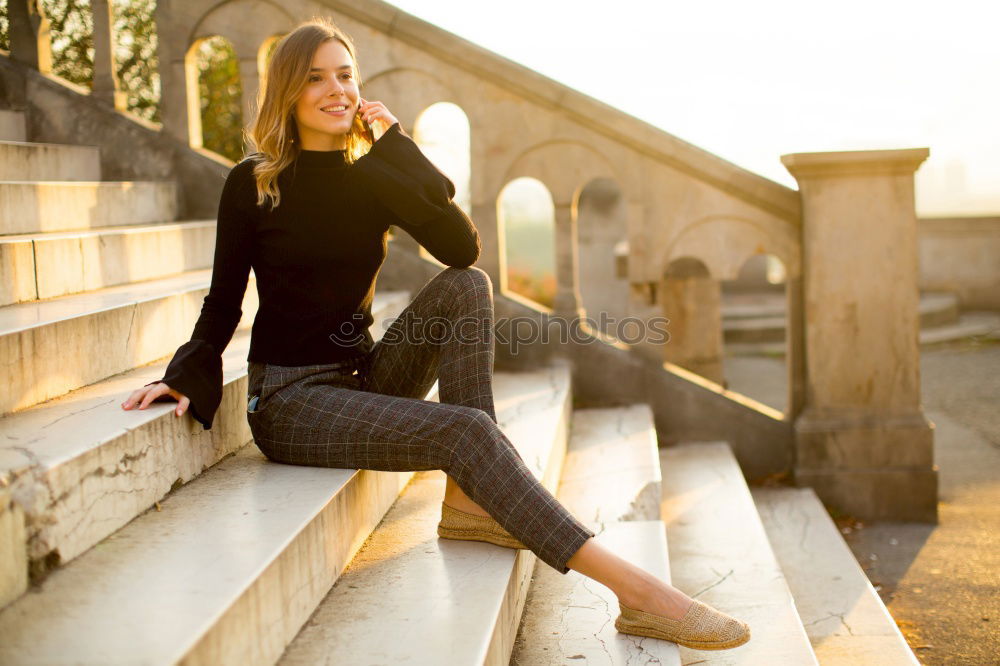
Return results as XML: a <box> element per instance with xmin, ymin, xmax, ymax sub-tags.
<box><xmin>723</xmin><ymin>289</ymin><xmax>1000</xmax><ymax>355</ymax></box>
<box><xmin>0</xmin><ymin>110</ymin><xmax>920</xmax><ymax>664</ymax></box>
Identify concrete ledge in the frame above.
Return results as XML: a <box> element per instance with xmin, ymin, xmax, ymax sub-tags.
<box><xmin>277</xmin><ymin>364</ymin><xmax>572</xmax><ymax>665</ymax></box>
<box><xmin>660</xmin><ymin>442</ymin><xmax>818</xmax><ymax>664</ymax></box>
<box><xmin>0</xmin><ymin>290</ymin><xmax>408</xmax><ymax>582</ymax></box>
<box><xmin>0</xmin><ymin>180</ymin><xmax>177</xmax><ymax>234</ymax></box>
<box><xmin>0</xmin><ymin>268</ymin><xmax>258</xmax><ymax>414</ymax></box>
<box><xmin>0</xmin><ymin>140</ymin><xmax>101</xmax><ymax>181</ymax></box>
<box><xmin>753</xmin><ymin>487</ymin><xmax>919</xmax><ymax>665</ymax></box>
<box><xmin>0</xmin><ymin>220</ymin><xmax>216</xmax><ymax>304</ymax></box>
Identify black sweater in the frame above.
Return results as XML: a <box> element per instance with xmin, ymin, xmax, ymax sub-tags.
<box><xmin>148</xmin><ymin>122</ymin><xmax>481</xmax><ymax>430</ymax></box>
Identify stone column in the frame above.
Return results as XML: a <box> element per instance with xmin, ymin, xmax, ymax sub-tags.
<box><xmin>781</xmin><ymin>147</ymin><xmax>937</xmax><ymax>522</ymax></box>
<box><xmin>471</xmin><ymin>201</ymin><xmax>501</xmax><ymax>290</ymax></box>
<box><xmin>91</xmin><ymin>0</ymin><xmax>126</xmax><ymax>109</ymax></box>
<box><xmin>153</xmin><ymin>0</ymin><xmax>192</xmax><ymax>145</ymax></box>
<box><xmin>237</xmin><ymin>56</ymin><xmax>257</xmax><ymax>136</ymax></box>
<box><xmin>8</xmin><ymin>0</ymin><xmax>52</xmax><ymax>73</ymax></box>
<box><xmin>658</xmin><ymin>258</ymin><xmax>725</xmax><ymax>384</ymax></box>
<box><xmin>553</xmin><ymin>201</ymin><xmax>585</xmax><ymax>320</ymax></box>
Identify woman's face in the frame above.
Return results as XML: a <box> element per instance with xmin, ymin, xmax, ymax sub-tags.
<box><xmin>292</xmin><ymin>39</ymin><xmax>360</xmax><ymax>150</ymax></box>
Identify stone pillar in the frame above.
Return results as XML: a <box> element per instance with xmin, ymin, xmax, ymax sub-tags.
<box><xmin>153</xmin><ymin>0</ymin><xmax>192</xmax><ymax>145</ymax></box>
<box><xmin>658</xmin><ymin>258</ymin><xmax>724</xmax><ymax>384</ymax></box>
<box><xmin>471</xmin><ymin>201</ymin><xmax>501</xmax><ymax>291</ymax></box>
<box><xmin>237</xmin><ymin>56</ymin><xmax>258</xmax><ymax>136</ymax></box>
<box><xmin>8</xmin><ymin>0</ymin><xmax>52</xmax><ymax>73</ymax></box>
<box><xmin>553</xmin><ymin>201</ymin><xmax>585</xmax><ymax>320</ymax></box>
<box><xmin>781</xmin><ymin>147</ymin><xmax>937</xmax><ymax>522</ymax></box>
<box><xmin>91</xmin><ymin>0</ymin><xmax>126</xmax><ymax>109</ymax></box>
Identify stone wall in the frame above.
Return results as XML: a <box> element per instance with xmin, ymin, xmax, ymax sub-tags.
<box><xmin>918</xmin><ymin>216</ymin><xmax>1000</xmax><ymax>310</ymax></box>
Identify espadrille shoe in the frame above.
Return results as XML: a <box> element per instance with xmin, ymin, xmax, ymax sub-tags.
<box><xmin>437</xmin><ymin>502</ymin><xmax>528</xmax><ymax>550</ymax></box>
<box><xmin>614</xmin><ymin>598</ymin><xmax>750</xmax><ymax>650</ymax></box>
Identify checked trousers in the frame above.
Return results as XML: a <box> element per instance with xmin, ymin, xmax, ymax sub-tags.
<box><xmin>246</xmin><ymin>266</ymin><xmax>595</xmax><ymax>573</ymax></box>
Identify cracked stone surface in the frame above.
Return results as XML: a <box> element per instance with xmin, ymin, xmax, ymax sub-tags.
<box><xmin>277</xmin><ymin>364</ymin><xmax>571</xmax><ymax>665</ymax></box>
<box><xmin>661</xmin><ymin>443</ymin><xmax>817</xmax><ymax>664</ymax></box>
<box><xmin>1</xmin><ymin>268</ymin><xmax>259</xmax><ymax>414</ymax></box>
<box><xmin>512</xmin><ymin>402</ymin><xmax>679</xmax><ymax>665</ymax></box>
<box><xmin>512</xmin><ymin>522</ymin><xmax>680</xmax><ymax>666</ymax></box>
<box><xmin>754</xmin><ymin>487</ymin><xmax>918</xmax><ymax>665</ymax></box>
<box><xmin>559</xmin><ymin>405</ymin><xmax>662</xmax><ymax>527</ymax></box>
<box><xmin>0</xmin><ymin>486</ymin><xmax>27</xmax><ymax>608</ymax></box>
<box><xmin>0</xmin><ymin>442</ymin><xmax>412</xmax><ymax>665</ymax></box>
<box><xmin>0</xmin><ymin>290</ymin><xmax>408</xmax><ymax>580</ymax></box>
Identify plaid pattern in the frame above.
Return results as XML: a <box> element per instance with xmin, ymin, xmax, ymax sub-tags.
<box><xmin>246</xmin><ymin>266</ymin><xmax>594</xmax><ymax>574</ymax></box>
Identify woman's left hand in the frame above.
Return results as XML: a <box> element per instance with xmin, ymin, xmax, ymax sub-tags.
<box><xmin>358</xmin><ymin>98</ymin><xmax>398</xmax><ymax>142</ymax></box>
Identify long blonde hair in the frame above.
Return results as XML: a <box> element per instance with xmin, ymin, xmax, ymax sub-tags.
<box><xmin>245</xmin><ymin>17</ymin><xmax>372</xmax><ymax>211</ymax></box>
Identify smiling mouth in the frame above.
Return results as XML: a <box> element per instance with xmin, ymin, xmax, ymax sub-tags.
<box><xmin>320</xmin><ymin>104</ymin><xmax>350</xmax><ymax>115</ymax></box>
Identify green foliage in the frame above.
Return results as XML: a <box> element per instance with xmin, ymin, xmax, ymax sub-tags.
<box><xmin>40</xmin><ymin>0</ymin><xmax>93</xmax><ymax>86</ymax></box>
<box><xmin>113</xmin><ymin>0</ymin><xmax>160</xmax><ymax>122</ymax></box>
<box><xmin>0</xmin><ymin>0</ymin><xmax>247</xmax><ymax>150</ymax></box>
<box><xmin>196</xmin><ymin>35</ymin><xmax>243</xmax><ymax>162</ymax></box>
<box><xmin>0</xmin><ymin>1</ymin><xmax>9</xmax><ymax>51</ymax></box>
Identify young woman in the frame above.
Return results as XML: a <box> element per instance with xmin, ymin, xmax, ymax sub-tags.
<box><xmin>121</xmin><ymin>17</ymin><xmax>749</xmax><ymax>651</ymax></box>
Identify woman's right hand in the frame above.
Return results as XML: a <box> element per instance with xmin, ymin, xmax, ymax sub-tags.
<box><xmin>121</xmin><ymin>381</ymin><xmax>190</xmax><ymax>417</ymax></box>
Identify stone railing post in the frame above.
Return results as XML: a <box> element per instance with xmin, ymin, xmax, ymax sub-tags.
<box><xmin>153</xmin><ymin>0</ymin><xmax>191</xmax><ymax>145</ymax></box>
<box><xmin>553</xmin><ymin>201</ymin><xmax>585</xmax><ymax>320</ymax></box>
<box><xmin>237</xmin><ymin>56</ymin><xmax>258</xmax><ymax>137</ymax></box>
<box><xmin>8</xmin><ymin>0</ymin><xmax>53</xmax><ymax>73</ymax></box>
<box><xmin>781</xmin><ymin>147</ymin><xmax>937</xmax><ymax>522</ymax></box>
<box><xmin>91</xmin><ymin>0</ymin><xmax>126</xmax><ymax>109</ymax></box>
<box><xmin>658</xmin><ymin>259</ymin><xmax>725</xmax><ymax>384</ymax></box>
<box><xmin>470</xmin><ymin>201</ymin><xmax>501</xmax><ymax>290</ymax></box>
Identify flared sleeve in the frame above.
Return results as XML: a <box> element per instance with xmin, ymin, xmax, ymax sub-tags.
<box><xmin>145</xmin><ymin>159</ymin><xmax>257</xmax><ymax>430</ymax></box>
<box><xmin>352</xmin><ymin>121</ymin><xmax>481</xmax><ymax>268</ymax></box>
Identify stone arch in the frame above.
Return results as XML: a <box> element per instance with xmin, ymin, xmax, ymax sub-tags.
<box><xmin>661</xmin><ymin>214</ymin><xmax>801</xmax><ymax>281</ymax></box>
<box><xmin>362</xmin><ymin>67</ymin><xmax>458</xmax><ymax>130</ymax></box>
<box><xmin>187</xmin><ymin>0</ymin><xmax>295</xmax><ymax>58</ymax></box>
<box><xmin>501</xmin><ymin>139</ymin><xmax>620</xmax><ymax>205</ymax></box>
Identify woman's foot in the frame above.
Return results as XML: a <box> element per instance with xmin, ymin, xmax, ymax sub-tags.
<box><xmin>615</xmin><ymin>569</ymin><xmax>749</xmax><ymax>650</ymax></box>
<box><xmin>617</xmin><ymin>568</ymin><xmax>694</xmax><ymax>621</ymax></box>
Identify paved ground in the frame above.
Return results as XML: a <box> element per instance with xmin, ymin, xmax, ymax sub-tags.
<box><xmin>724</xmin><ymin>336</ymin><xmax>1000</xmax><ymax>665</ymax></box>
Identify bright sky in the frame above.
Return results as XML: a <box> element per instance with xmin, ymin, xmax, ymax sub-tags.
<box><xmin>385</xmin><ymin>0</ymin><xmax>999</xmax><ymax>217</ymax></box>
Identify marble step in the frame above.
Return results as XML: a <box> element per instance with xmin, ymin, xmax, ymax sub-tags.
<box><xmin>556</xmin><ymin>404</ymin><xmax>662</xmax><ymax>526</ymax></box>
<box><xmin>0</xmin><ymin>268</ymin><xmax>259</xmax><ymax>415</ymax></box>
<box><xmin>660</xmin><ymin>442</ymin><xmax>818</xmax><ymax>664</ymax></box>
<box><xmin>276</xmin><ymin>363</ymin><xmax>572</xmax><ymax>666</ymax></box>
<box><xmin>753</xmin><ymin>487</ymin><xmax>920</xmax><ymax>665</ymax></box>
<box><xmin>0</xmin><ymin>289</ymin><xmax>409</xmax><ymax>596</ymax></box>
<box><xmin>0</xmin><ymin>220</ymin><xmax>217</xmax><ymax>305</ymax></box>
<box><xmin>0</xmin><ymin>140</ymin><xmax>102</xmax><ymax>181</ymax></box>
<box><xmin>513</xmin><ymin>521</ymin><xmax>679</xmax><ymax>666</ymax></box>
<box><xmin>722</xmin><ymin>291</ymin><xmax>962</xmax><ymax>343</ymax></box>
<box><xmin>511</xmin><ymin>404</ymin><xmax>681</xmax><ymax>665</ymax></box>
<box><xmin>0</xmin><ymin>180</ymin><xmax>177</xmax><ymax>235</ymax></box>
<box><xmin>0</xmin><ymin>364</ymin><xmax>565</xmax><ymax>665</ymax></box>
<box><xmin>0</xmin><ymin>110</ymin><xmax>27</xmax><ymax>142</ymax></box>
